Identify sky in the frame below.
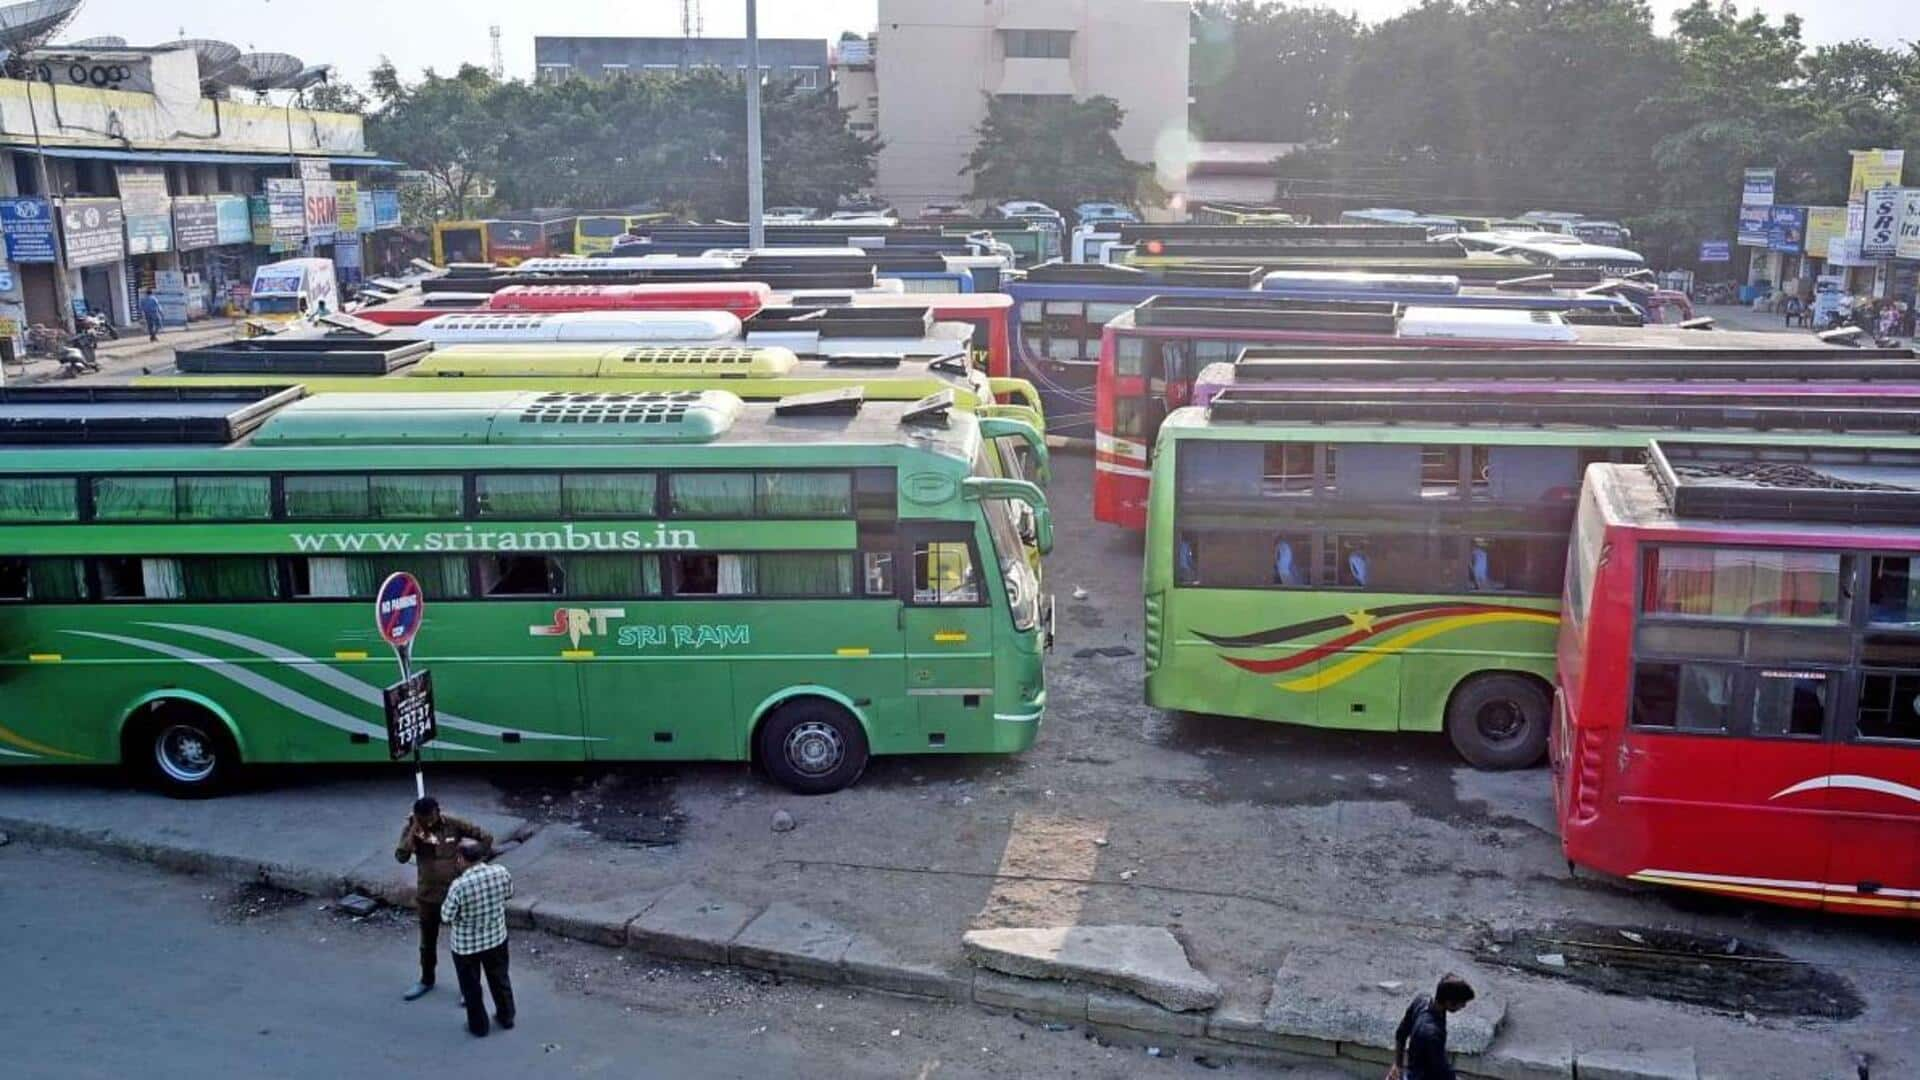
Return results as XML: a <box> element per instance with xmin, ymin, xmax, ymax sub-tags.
<box><xmin>50</xmin><ymin>0</ymin><xmax>1920</xmax><ymax>91</ymax></box>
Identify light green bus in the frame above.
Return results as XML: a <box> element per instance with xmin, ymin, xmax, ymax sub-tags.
<box><xmin>0</xmin><ymin>387</ymin><xmax>1051</xmax><ymax>795</ymax></box>
<box><xmin>1142</xmin><ymin>391</ymin><xmax>1920</xmax><ymax>768</ymax></box>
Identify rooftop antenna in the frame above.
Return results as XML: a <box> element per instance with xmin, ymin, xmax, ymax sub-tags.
<box><xmin>488</xmin><ymin>24</ymin><xmax>502</xmax><ymax>80</ymax></box>
<box><xmin>682</xmin><ymin>0</ymin><xmax>702</xmax><ymax>38</ymax></box>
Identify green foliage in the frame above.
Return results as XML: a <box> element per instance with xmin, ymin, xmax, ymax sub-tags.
<box><xmin>962</xmin><ymin>95</ymin><xmax>1155</xmax><ymax>210</ymax></box>
<box><xmin>363</xmin><ymin>65</ymin><xmax>878</xmax><ymax>221</ymax></box>
<box><xmin>1192</xmin><ymin>1</ymin><xmax>1359</xmax><ymax>142</ymax></box>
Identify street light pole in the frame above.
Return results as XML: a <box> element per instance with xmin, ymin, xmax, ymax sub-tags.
<box><xmin>22</xmin><ymin>69</ymin><xmax>75</xmax><ymax>334</ymax></box>
<box><xmin>745</xmin><ymin>0</ymin><xmax>764</xmax><ymax>249</ymax></box>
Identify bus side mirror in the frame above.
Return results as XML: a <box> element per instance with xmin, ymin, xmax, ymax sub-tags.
<box><xmin>963</xmin><ymin>477</ymin><xmax>1053</xmax><ymax>556</ymax></box>
<box><xmin>985</xmin><ymin>377</ymin><xmax>1045</xmax><ymax>421</ymax></box>
<box><xmin>977</xmin><ymin>414</ymin><xmax>1052</xmax><ymax>486</ymax></box>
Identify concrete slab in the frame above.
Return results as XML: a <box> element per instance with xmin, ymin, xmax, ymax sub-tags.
<box><xmin>1576</xmin><ymin>1048</ymin><xmax>1699</xmax><ymax>1080</ymax></box>
<box><xmin>970</xmin><ymin>970</ymin><xmax>1088</xmax><ymax>1020</ymax></box>
<box><xmin>625</xmin><ymin>884</ymin><xmax>756</xmax><ymax>964</ymax></box>
<box><xmin>1460</xmin><ymin>1033</ymin><xmax>1577</xmax><ymax>1079</ymax></box>
<box><xmin>505</xmin><ymin>896</ymin><xmax>539</xmax><ymax>930</ymax></box>
<box><xmin>531</xmin><ymin>894</ymin><xmax>663</xmax><ymax>948</ymax></box>
<box><xmin>1086</xmin><ymin>988</ymin><xmax>1206</xmax><ymax>1038</ymax></box>
<box><xmin>730</xmin><ymin>902</ymin><xmax>856</xmax><ymax>982</ymax></box>
<box><xmin>841</xmin><ymin>935</ymin><xmax>963</xmax><ymax>1001</ymax></box>
<box><xmin>962</xmin><ymin>925</ymin><xmax>1222</xmax><ymax>1012</ymax></box>
<box><xmin>1262</xmin><ymin>947</ymin><xmax>1504</xmax><ymax>1055</ymax></box>
<box><xmin>1205</xmin><ymin>1001</ymin><xmax>1339</xmax><ymax>1057</ymax></box>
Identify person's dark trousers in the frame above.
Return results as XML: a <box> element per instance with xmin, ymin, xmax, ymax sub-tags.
<box><xmin>453</xmin><ymin>943</ymin><xmax>515</xmax><ymax>1035</ymax></box>
<box><xmin>145</xmin><ymin>316</ymin><xmax>159</xmax><ymax>342</ymax></box>
<box><xmin>417</xmin><ymin>904</ymin><xmax>442</xmax><ymax>985</ymax></box>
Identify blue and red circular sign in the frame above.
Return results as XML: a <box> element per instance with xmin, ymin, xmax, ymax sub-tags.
<box><xmin>374</xmin><ymin>572</ymin><xmax>426</xmax><ymax>648</ymax></box>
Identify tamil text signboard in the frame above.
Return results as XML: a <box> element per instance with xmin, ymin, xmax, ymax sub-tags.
<box><xmin>334</xmin><ymin>180</ymin><xmax>359</xmax><ymax>233</ymax></box>
<box><xmin>1849</xmin><ymin>149</ymin><xmax>1905</xmax><ymax>205</ymax></box>
<box><xmin>115</xmin><ymin>165</ymin><xmax>172</xmax><ymax>255</ymax></box>
<box><xmin>1736</xmin><ymin>204</ymin><xmax>1770</xmax><ymax>247</ymax></box>
<box><xmin>1804</xmin><ymin>206</ymin><xmax>1849</xmax><ymax>260</ymax></box>
<box><xmin>58</xmin><ymin>198</ymin><xmax>125</xmax><ymax>267</ymax></box>
<box><xmin>1766</xmin><ymin>206</ymin><xmax>1806</xmax><ymax>254</ymax></box>
<box><xmin>171</xmin><ymin>198</ymin><xmax>219</xmax><ymax>250</ymax></box>
<box><xmin>213</xmin><ymin>194</ymin><xmax>252</xmax><ymax>245</ymax></box>
<box><xmin>1697</xmin><ymin>240</ymin><xmax>1732</xmax><ymax>263</ymax></box>
<box><xmin>0</xmin><ymin>196</ymin><xmax>57</xmax><ymax>262</ymax></box>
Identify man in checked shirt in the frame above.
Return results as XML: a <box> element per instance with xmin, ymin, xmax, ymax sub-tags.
<box><xmin>441</xmin><ymin>839</ymin><xmax>517</xmax><ymax>1036</ymax></box>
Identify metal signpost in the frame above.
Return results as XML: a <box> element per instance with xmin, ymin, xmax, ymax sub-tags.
<box><xmin>375</xmin><ymin>571</ymin><xmax>436</xmax><ymax>797</ymax></box>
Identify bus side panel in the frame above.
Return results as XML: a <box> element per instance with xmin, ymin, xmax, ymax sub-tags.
<box><xmin>1396</xmin><ymin>633</ymin><xmax>1560</xmax><ymax>734</ymax></box>
<box><xmin>723</xmin><ymin>601</ymin><xmax>912</xmax><ymax>756</ymax></box>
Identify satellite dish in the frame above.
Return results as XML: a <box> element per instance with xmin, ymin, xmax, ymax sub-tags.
<box><xmin>0</xmin><ymin>0</ymin><xmax>83</xmax><ymax>56</ymax></box>
<box><xmin>235</xmin><ymin>50</ymin><xmax>303</xmax><ymax>91</ymax></box>
<box><xmin>165</xmin><ymin>37</ymin><xmax>241</xmax><ymax>81</ymax></box>
<box><xmin>65</xmin><ymin>34</ymin><xmax>125</xmax><ymax>48</ymax></box>
<box><xmin>288</xmin><ymin>63</ymin><xmax>331</xmax><ymax>91</ymax></box>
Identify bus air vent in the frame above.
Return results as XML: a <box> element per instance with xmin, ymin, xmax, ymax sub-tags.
<box><xmin>519</xmin><ymin>391</ymin><xmax>704</xmax><ymax>424</ymax></box>
<box><xmin>902</xmin><ymin>389</ymin><xmax>957</xmax><ymax>426</ymax></box>
<box><xmin>774</xmin><ymin>386</ymin><xmax>866</xmax><ymax>416</ymax></box>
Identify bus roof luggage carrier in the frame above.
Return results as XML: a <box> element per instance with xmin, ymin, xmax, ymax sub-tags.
<box><xmin>1648</xmin><ymin>440</ymin><xmax>1920</xmax><ymax>526</ymax></box>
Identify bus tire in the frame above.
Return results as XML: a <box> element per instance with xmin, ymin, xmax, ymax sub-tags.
<box><xmin>756</xmin><ymin>698</ymin><xmax>869</xmax><ymax>795</ymax></box>
<box><xmin>126</xmin><ymin>702</ymin><xmax>238</xmax><ymax>798</ymax></box>
<box><xmin>1444</xmin><ymin>674</ymin><xmax>1550</xmax><ymax>770</ymax></box>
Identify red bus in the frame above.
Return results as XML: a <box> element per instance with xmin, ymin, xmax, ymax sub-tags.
<box><xmin>1554</xmin><ymin>440</ymin><xmax>1920</xmax><ymax>916</ymax></box>
<box><xmin>1095</xmin><ymin>300</ymin><xmax>1890</xmax><ymax>530</ymax></box>
<box><xmin>485</xmin><ymin>282</ymin><xmax>771</xmax><ymax>319</ymax></box>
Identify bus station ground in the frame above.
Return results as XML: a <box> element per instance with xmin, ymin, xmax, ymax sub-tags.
<box><xmin>2</xmin><ymin>454</ymin><xmax>1915</xmax><ymax>1079</ymax></box>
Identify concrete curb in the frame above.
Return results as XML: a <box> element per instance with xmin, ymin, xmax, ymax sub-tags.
<box><xmin>0</xmin><ymin>814</ymin><xmax>1695</xmax><ymax>1078</ymax></box>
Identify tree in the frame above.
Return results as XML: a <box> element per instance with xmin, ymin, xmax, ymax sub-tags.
<box><xmin>962</xmin><ymin>96</ymin><xmax>1155</xmax><ymax>210</ymax></box>
<box><xmin>365</xmin><ymin>64</ymin><xmax>504</xmax><ymax>221</ymax></box>
<box><xmin>304</xmin><ymin>79</ymin><xmax>369</xmax><ymax>115</ymax></box>
<box><xmin>1192</xmin><ymin>2</ymin><xmax>1359</xmax><ymax>142</ymax></box>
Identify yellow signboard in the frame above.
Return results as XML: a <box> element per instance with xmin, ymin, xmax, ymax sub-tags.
<box><xmin>1803</xmin><ymin>206</ymin><xmax>1849</xmax><ymax>259</ymax></box>
<box><xmin>1848</xmin><ymin>149</ymin><xmax>1904</xmax><ymax>203</ymax></box>
<box><xmin>335</xmin><ymin>181</ymin><xmax>360</xmax><ymax>233</ymax></box>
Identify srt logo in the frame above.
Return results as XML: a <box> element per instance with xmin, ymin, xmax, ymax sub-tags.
<box><xmin>530</xmin><ymin>607</ymin><xmax>626</xmax><ymax>647</ymax></box>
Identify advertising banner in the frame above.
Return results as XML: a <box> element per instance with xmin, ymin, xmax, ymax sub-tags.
<box><xmin>1849</xmin><ymin>149</ymin><xmax>1905</xmax><ymax>204</ymax></box>
<box><xmin>1742</xmin><ymin>167</ymin><xmax>1775</xmax><ymax>208</ymax></box>
<box><xmin>1863</xmin><ymin>187</ymin><xmax>1902</xmax><ymax>257</ymax></box>
<box><xmin>1697</xmin><ymin>240</ymin><xmax>1732</xmax><ymax>262</ymax></box>
<box><xmin>1766</xmin><ymin>206</ymin><xmax>1806</xmax><ymax>253</ymax></box>
<box><xmin>1803</xmin><ymin>206</ymin><xmax>1848</xmax><ymax>261</ymax></box>
<box><xmin>58</xmin><ymin>198</ymin><xmax>125</xmax><ymax>267</ymax></box>
<box><xmin>357</xmin><ymin>190</ymin><xmax>375</xmax><ymax>233</ymax></box>
<box><xmin>1898</xmin><ymin>190</ymin><xmax>1920</xmax><ymax>262</ymax></box>
<box><xmin>335</xmin><ymin>233</ymin><xmax>362</xmax><ymax>283</ymax></box>
<box><xmin>1736</xmin><ymin>204</ymin><xmax>1770</xmax><ymax>247</ymax></box>
<box><xmin>372</xmin><ymin>190</ymin><xmax>401</xmax><ymax>230</ymax></box>
<box><xmin>115</xmin><ymin>165</ymin><xmax>172</xmax><ymax>255</ymax></box>
<box><xmin>265</xmin><ymin>178</ymin><xmax>304</xmax><ymax>230</ymax></box>
<box><xmin>153</xmin><ymin>268</ymin><xmax>189</xmax><ymax>327</ymax></box>
<box><xmin>0</xmin><ymin>196</ymin><xmax>57</xmax><ymax>262</ymax></box>
<box><xmin>213</xmin><ymin>194</ymin><xmax>251</xmax><ymax>245</ymax></box>
<box><xmin>334</xmin><ymin>180</ymin><xmax>360</xmax><ymax>233</ymax></box>
<box><xmin>171</xmin><ymin>198</ymin><xmax>219</xmax><ymax>250</ymax></box>
<box><xmin>304</xmin><ymin>183</ymin><xmax>338</xmax><ymax>245</ymax></box>
<box><xmin>297</xmin><ymin>158</ymin><xmax>331</xmax><ymax>184</ymax></box>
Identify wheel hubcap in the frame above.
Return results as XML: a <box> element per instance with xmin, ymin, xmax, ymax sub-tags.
<box><xmin>1475</xmin><ymin>701</ymin><xmax>1527</xmax><ymax>744</ymax></box>
<box><xmin>156</xmin><ymin>724</ymin><xmax>217</xmax><ymax>784</ymax></box>
<box><xmin>783</xmin><ymin>721</ymin><xmax>845</xmax><ymax>777</ymax></box>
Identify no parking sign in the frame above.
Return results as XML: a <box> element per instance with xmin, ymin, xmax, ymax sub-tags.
<box><xmin>374</xmin><ymin>572</ymin><xmax>436</xmax><ymax>772</ymax></box>
<box><xmin>375</xmin><ymin>571</ymin><xmax>425</xmax><ymax>651</ymax></box>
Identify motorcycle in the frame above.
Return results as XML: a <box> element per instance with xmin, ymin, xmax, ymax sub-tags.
<box><xmin>75</xmin><ymin>310</ymin><xmax>118</xmax><ymax>340</ymax></box>
<box><xmin>58</xmin><ymin>328</ymin><xmax>100</xmax><ymax>377</ymax></box>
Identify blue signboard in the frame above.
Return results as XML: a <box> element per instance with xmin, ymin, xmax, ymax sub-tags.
<box><xmin>1736</xmin><ymin>205</ymin><xmax>1770</xmax><ymax>247</ymax></box>
<box><xmin>0</xmin><ymin>196</ymin><xmax>58</xmax><ymax>262</ymax></box>
<box><xmin>372</xmin><ymin>190</ymin><xmax>401</xmax><ymax>230</ymax></box>
<box><xmin>1766</xmin><ymin>205</ymin><xmax>1807</xmax><ymax>254</ymax></box>
<box><xmin>214</xmin><ymin>195</ymin><xmax>252</xmax><ymax>245</ymax></box>
<box><xmin>1698</xmin><ymin>240</ymin><xmax>1732</xmax><ymax>263</ymax></box>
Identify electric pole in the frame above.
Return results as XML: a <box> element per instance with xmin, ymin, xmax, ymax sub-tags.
<box><xmin>745</xmin><ymin>0</ymin><xmax>764</xmax><ymax>249</ymax></box>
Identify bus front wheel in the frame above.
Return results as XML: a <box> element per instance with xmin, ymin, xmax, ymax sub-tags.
<box><xmin>756</xmin><ymin>699</ymin><xmax>869</xmax><ymax>795</ymax></box>
<box><xmin>127</xmin><ymin>704</ymin><xmax>237</xmax><ymax>798</ymax></box>
<box><xmin>1444</xmin><ymin>674</ymin><xmax>1550</xmax><ymax>770</ymax></box>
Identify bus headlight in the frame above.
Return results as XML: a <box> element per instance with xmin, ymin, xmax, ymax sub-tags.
<box><xmin>1004</xmin><ymin>559</ymin><xmax>1039</xmax><ymax>633</ymax></box>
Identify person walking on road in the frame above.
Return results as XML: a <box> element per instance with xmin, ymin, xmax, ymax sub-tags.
<box><xmin>139</xmin><ymin>289</ymin><xmax>163</xmax><ymax>342</ymax></box>
<box><xmin>1387</xmin><ymin>974</ymin><xmax>1475</xmax><ymax>1080</ymax></box>
<box><xmin>442</xmin><ymin>839</ymin><xmax>516</xmax><ymax>1037</ymax></box>
<box><xmin>394</xmin><ymin>796</ymin><xmax>492</xmax><ymax>1001</ymax></box>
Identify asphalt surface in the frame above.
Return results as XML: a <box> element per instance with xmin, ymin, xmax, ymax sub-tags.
<box><xmin>0</xmin><ymin>843</ymin><xmax>899</xmax><ymax>1080</ymax></box>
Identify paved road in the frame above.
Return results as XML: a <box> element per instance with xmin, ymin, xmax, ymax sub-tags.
<box><xmin>0</xmin><ymin>844</ymin><xmax>898</xmax><ymax>1080</ymax></box>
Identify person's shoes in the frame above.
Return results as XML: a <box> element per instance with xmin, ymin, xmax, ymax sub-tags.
<box><xmin>468</xmin><ymin>1025</ymin><xmax>489</xmax><ymax>1038</ymax></box>
<box><xmin>496</xmin><ymin>1014</ymin><xmax>515</xmax><ymax>1030</ymax></box>
<box><xmin>403</xmin><ymin>981</ymin><xmax>433</xmax><ymax>1001</ymax></box>
<box><xmin>457</xmin><ymin>996</ymin><xmax>467</xmax><ymax>1008</ymax></box>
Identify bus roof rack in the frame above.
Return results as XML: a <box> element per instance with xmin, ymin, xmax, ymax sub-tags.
<box><xmin>902</xmin><ymin>389</ymin><xmax>956</xmax><ymax>426</ymax></box>
<box><xmin>1229</xmin><ymin>347</ymin><xmax>1920</xmax><ymax>380</ymax></box>
<box><xmin>774</xmin><ymin>386</ymin><xmax>866</xmax><ymax>416</ymax></box>
<box><xmin>1648</xmin><ymin>440</ymin><xmax>1920</xmax><ymax>525</ymax></box>
<box><xmin>1113</xmin><ymin>224</ymin><xmax>1431</xmax><ymax>245</ymax></box>
<box><xmin>0</xmin><ymin>385</ymin><xmax>304</xmax><ymax>445</ymax></box>
<box><xmin>821</xmin><ymin>353</ymin><xmax>905</xmax><ymax>368</ymax></box>
<box><xmin>174</xmin><ymin>335</ymin><xmax>433</xmax><ymax>375</ymax></box>
<box><xmin>1132</xmin><ymin>295</ymin><xmax>1400</xmax><ymax>332</ymax></box>
<box><xmin>1203</xmin><ymin>386</ymin><xmax>1920</xmax><ymax>433</ymax></box>
<box><xmin>746</xmin><ymin>305</ymin><xmax>934</xmax><ymax>339</ymax></box>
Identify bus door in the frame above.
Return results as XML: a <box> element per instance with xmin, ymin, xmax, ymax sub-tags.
<box><xmin>900</xmin><ymin>521</ymin><xmax>996</xmax><ymax>746</ymax></box>
<box><xmin>1832</xmin><ymin>572</ymin><xmax>1920</xmax><ymax>912</ymax></box>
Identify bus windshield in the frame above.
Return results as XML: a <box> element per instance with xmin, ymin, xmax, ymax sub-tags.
<box><xmin>579</xmin><ymin>216</ymin><xmax>628</xmax><ymax>237</ymax></box>
<box><xmin>974</xmin><ymin>446</ymin><xmax>1041</xmax><ymax>630</ymax></box>
<box><xmin>249</xmin><ymin>297</ymin><xmax>302</xmax><ymax>315</ymax></box>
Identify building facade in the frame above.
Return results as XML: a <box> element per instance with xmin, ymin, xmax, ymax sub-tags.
<box><xmin>0</xmin><ymin>46</ymin><xmax>399</xmax><ymax>341</ymax></box>
<box><xmin>857</xmin><ymin>0</ymin><xmax>1190</xmax><ymax>216</ymax></box>
<box><xmin>534</xmin><ymin>37</ymin><xmax>830</xmax><ymax>88</ymax></box>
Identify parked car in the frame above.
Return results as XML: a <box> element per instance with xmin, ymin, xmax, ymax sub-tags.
<box><xmin>997</xmin><ymin>200</ymin><xmax>1061</xmax><ymax>223</ymax></box>
<box><xmin>920</xmin><ymin>200</ymin><xmax>970</xmax><ymax>220</ymax></box>
<box><xmin>1073</xmin><ymin>201</ymin><xmax>1138</xmax><ymax>225</ymax></box>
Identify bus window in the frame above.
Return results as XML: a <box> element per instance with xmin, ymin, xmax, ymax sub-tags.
<box><xmin>1856</xmin><ymin>669</ymin><xmax>1920</xmax><ymax>741</ymax></box>
<box><xmin>1115</xmin><ymin>336</ymin><xmax>1148</xmax><ymax>378</ymax></box>
<box><xmin>673</xmin><ymin>553</ymin><xmax>756</xmax><ymax>596</ymax></box>
<box><xmin>0</xmin><ymin>557</ymin><xmax>87</xmax><ymax>601</ymax></box>
<box><xmin>1751</xmin><ymin>670</ymin><xmax>1829</xmax><ymax>738</ymax></box>
<box><xmin>1644</xmin><ymin>548</ymin><xmax>1843</xmax><ymax>623</ymax></box>
<box><xmin>1630</xmin><ymin>661</ymin><xmax>1733</xmax><ymax>732</ymax></box>
<box><xmin>1866</xmin><ymin>555</ymin><xmax>1920</xmax><ymax>626</ymax></box>
<box><xmin>913</xmin><ymin>541</ymin><xmax>978</xmax><ymax>604</ymax></box>
<box><xmin>1470</xmin><ymin>535</ymin><xmax>1566</xmax><ymax>594</ymax></box>
<box><xmin>481</xmin><ymin>554</ymin><xmax>565</xmax><ymax>597</ymax></box>
<box><xmin>293</xmin><ymin>555</ymin><xmax>472</xmax><ymax>599</ymax></box>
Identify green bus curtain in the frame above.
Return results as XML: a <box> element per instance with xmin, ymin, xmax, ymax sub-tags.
<box><xmin>561</xmin><ymin>554</ymin><xmax>661</xmax><ymax>596</ymax></box>
<box><xmin>343</xmin><ymin>555</ymin><xmax>471</xmax><ymax>598</ymax></box>
<box><xmin>93</xmin><ymin>477</ymin><xmax>176</xmax><ymax>521</ymax></box>
<box><xmin>478</xmin><ymin>474</ymin><xmax>561</xmax><ymax>517</ymax></box>
<box><xmin>758</xmin><ymin>473</ymin><xmax>852</xmax><ymax>516</ymax></box>
<box><xmin>0</xmin><ymin>478</ymin><xmax>77</xmax><ymax>521</ymax></box>
<box><xmin>371</xmin><ymin>475</ymin><xmax>463</xmax><ymax>519</ymax></box>
<box><xmin>284</xmin><ymin>475</ymin><xmax>370</xmax><ymax>518</ymax></box>
<box><xmin>178</xmin><ymin>477</ymin><xmax>270</xmax><ymax>520</ymax></box>
<box><xmin>181</xmin><ymin>557</ymin><xmax>275</xmax><ymax>600</ymax></box>
<box><xmin>671</xmin><ymin>473</ymin><xmax>754</xmax><ymax>516</ymax></box>
<box><xmin>760</xmin><ymin>553</ymin><xmax>854</xmax><ymax>596</ymax></box>
<box><xmin>27</xmin><ymin>558</ymin><xmax>87</xmax><ymax>600</ymax></box>
<box><xmin>565</xmin><ymin>473</ymin><xmax>656</xmax><ymax>516</ymax></box>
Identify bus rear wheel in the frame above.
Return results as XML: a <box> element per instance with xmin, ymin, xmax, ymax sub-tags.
<box><xmin>757</xmin><ymin>699</ymin><xmax>869</xmax><ymax>795</ymax></box>
<box><xmin>128</xmin><ymin>704</ymin><xmax>237</xmax><ymax>798</ymax></box>
<box><xmin>1445</xmin><ymin>674</ymin><xmax>1550</xmax><ymax>770</ymax></box>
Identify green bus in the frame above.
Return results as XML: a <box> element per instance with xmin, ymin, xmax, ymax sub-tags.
<box><xmin>0</xmin><ymin>387</ymin><xmax>1051</xmax><ymax>796</ymax></box>
<box><xmin>1143</xmin><ymin>390</ymin><xmax>1920</xmax><ymax>768</ymax></box>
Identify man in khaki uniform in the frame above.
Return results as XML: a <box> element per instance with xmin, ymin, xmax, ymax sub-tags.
<box><xmin>394</xmin><ymin>796</ymin><xmax>492</xmax><ymax>1000</ymax></box>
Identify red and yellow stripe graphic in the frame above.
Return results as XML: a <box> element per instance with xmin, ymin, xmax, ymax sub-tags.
<box><xmin>1204</xmin><ymin>603</ymin><xmax>1559</xmax><ymax>692</ymax></box>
